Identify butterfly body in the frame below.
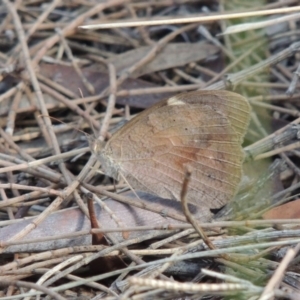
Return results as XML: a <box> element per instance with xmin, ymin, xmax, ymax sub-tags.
<box><xmin>92</xmin><ymin>90</ymin><xmax>250</xmax><ymax>220</ymax></box>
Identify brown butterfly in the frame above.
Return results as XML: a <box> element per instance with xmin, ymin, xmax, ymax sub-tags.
<box><xmin>90</xmin><ymin>90</ymin><xmax>250</xmax><ymax>220</ymax></box>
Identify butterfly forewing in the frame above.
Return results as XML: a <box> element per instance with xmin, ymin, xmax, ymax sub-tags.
<box><xmin>172</xmin><ymin>90</ymin><xmax>250</xmax><ymax>140</ymax></box>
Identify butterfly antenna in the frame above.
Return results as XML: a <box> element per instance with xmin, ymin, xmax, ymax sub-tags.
<box><xmin>118</xmin><ymin>171</ymin><xmax>141</xmax><ymax>201</ymax></box>
<box><xmin>38</xmin><ymin>114</ymin><xmax>89</xmax><ymax>136</ymax></box>
<box><xmin>113</xmin><ymin>179</ymin><xmax>117</xmax><ymax>193</ymax></box>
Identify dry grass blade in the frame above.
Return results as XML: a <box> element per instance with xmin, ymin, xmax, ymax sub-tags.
<box><xmin>80</xmin><ymin>6</ymin><xmax>300</xmax><ymax>29</ymax></box>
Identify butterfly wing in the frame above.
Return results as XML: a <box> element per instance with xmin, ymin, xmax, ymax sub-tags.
<box><xmin>174</xmin><ymin>90</ymin><xmax>250</xmax><ymax>140</ymax></box>
<box><xmin>102</xmin><ymin>91</ymin><xmax>250</xmax><ymax>219</ymax></box>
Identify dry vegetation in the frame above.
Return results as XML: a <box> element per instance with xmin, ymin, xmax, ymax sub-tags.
<box><xmin>1</xmin><ymin>0</ymin><xmax>300</xmax><ymax>299</ymax></box>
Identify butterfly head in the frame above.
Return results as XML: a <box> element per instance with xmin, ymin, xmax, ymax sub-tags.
<box><xmin>88</xmin><ymin>136</ymin><xmax>105</xmax><ymax>156</ymax></box>
<box><xmin>88</xmin><ymin>136</ymin><xmax>120</xmax><ymax>181</ymax></box>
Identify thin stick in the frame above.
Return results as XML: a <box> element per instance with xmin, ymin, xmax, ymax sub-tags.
<box><xmin>180</xmin><ymin>168</ymin><xmax>216</xmax><ymax>251</ymax></box>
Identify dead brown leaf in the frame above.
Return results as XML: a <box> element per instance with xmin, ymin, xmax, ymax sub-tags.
<box><xmin>107</xmin><ymin>42</ymin><xmax>219</xmax><ymax>77</ymax></box>
<box><xmin>263</xmin><ymin>199</ymin><xmax>300</xmax><ymax>219</ymax></box>
<box><xmin>0</xmin><ymin>192</ymin><xmax>185</xmax><ymax>254</ymax></box>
